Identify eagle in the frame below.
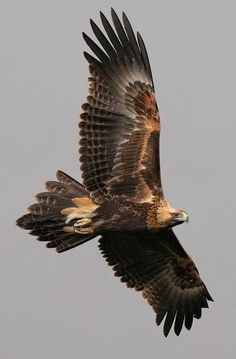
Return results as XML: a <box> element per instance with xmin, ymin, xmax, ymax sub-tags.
<box><xmin>17</xmin><ymin>9</ymin><xmax>213</xmax><ymax>337</ymax></box>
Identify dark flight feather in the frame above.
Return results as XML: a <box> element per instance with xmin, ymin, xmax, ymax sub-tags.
<box><xmin>99</xmin><ymin>230</ymin><xmax>213</xmax><ymax>336</ymax></box>
<box><xmin>90</xmin><ymin>19</ymin><xmax>117</xmax><ymax>60</ymax></box>
<box><xmin>137</xmin><ymin>32</ymin><xmax>154</xmax><ymax>86</ymax></box>
<box><xmin>100</xmin><ymin>11</ymin><xmax>126</xmax><ymax>57</ymax></box>
<box><xmin>111</xmin><ymin>8</ymin><xmax>135</xmax><ymax>59</ymax></box>
<box><xmin>82</xmin><ymin>32</ymin><xmax>110</xmax><ymax>63</ymax></box>
<box><xmin>122</xmin><ymin>12</ymin><xmax>143</xmax><ymax>67</ymax></box>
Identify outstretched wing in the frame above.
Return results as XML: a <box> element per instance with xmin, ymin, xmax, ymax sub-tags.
<box><xmin>80</xmin><ymin>9</ymin><xmax>162</xmax><ymax>204</ymax></box>
<box><xmin>99</xmin><ymin>230</ymin><xmax>213</xmax><ymax>336</ymax></box>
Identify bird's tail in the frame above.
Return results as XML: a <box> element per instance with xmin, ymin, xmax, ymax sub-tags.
<box><xmin>16</xmin><ymin>170</ymin><xmax>99</xmax><ymax>253</ymax></box>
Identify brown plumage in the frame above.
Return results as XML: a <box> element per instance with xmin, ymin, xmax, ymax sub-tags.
<box><xmin>16</xmin><ymin>8</ymin><xmax>213</xmax><ymax>337</ymax></box>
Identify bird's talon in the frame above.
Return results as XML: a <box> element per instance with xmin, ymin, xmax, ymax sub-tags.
<box><xmin>74</xmin><ymin>218</ymin><xmax>92</xmax><ymax>228</ymax></box>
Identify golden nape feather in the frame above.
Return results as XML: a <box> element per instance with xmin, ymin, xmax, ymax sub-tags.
<box><xmin>16</xmin><ymin>8</ymin><xmax>213</xmax><ymax>337</ymax></box>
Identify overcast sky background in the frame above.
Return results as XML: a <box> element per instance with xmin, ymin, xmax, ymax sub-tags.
<box><xmin>1</xmin><ymin>1</ymin><xmax>236</xmax><ymax>358</ymax></box>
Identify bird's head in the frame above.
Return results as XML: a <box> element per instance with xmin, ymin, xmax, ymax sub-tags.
<box><xmin>170</xmin><ymin>209</ymin><xmax>189</xmax><ymax>227</ymax></box>
<box><xmin>156</xmin><ymin>201</ymin><xmax>189</xmax><ymax>229</ymax></box>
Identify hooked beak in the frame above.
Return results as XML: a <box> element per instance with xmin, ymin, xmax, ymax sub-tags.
<box><xmin>182</xmin><ymin>211</ymin><xmax>189</xmax><ymax>223</ymax></box>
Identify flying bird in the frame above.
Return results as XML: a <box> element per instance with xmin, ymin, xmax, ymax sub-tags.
<box><xmin>17</xmin><ymin>8</ymin><xmax>213</xmax><ymax>337</ymax></box>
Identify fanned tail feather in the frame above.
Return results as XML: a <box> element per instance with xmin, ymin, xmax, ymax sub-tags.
<box><xmin>16</xmin><ymin>170</ymin><xmax>98</xmax><ymax>253</ymax></box>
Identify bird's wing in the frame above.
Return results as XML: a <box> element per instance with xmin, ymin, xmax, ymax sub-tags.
<box><xmin>99</xmin><ymin>230</ymin><xmax>213</xmax><ymax>336</ymax></box>
<box><xmin>80</xmin><ymin>9</ymin><xmax>163</xmax><ymax>204</ymax></box>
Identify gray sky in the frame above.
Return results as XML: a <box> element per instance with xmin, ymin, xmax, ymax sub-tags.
<box><xmin>1</xmin><ymin>1</ymin><xmax>236</xmax><ymax>358</ymax></box>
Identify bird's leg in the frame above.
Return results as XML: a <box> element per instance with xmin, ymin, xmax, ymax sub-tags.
<box><xmin>74</xmin><ymin>217</ymin><xmax>91</xmax><ymax>227</ymax></box>
<box><xmin>74</xmin><ymin>218</ymin><xmax>94</xmax><ymax>234</ymax></box>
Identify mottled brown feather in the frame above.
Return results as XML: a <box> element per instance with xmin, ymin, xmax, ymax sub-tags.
<box><xmin>80</xmin><ymin>11</ymin><xmax>162</xmax><ymax>204</ymax></box>
<box><xmin>99</xmin><ymin>229</ymin><xmax>213</xmax><ymax>337</ymax></box>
